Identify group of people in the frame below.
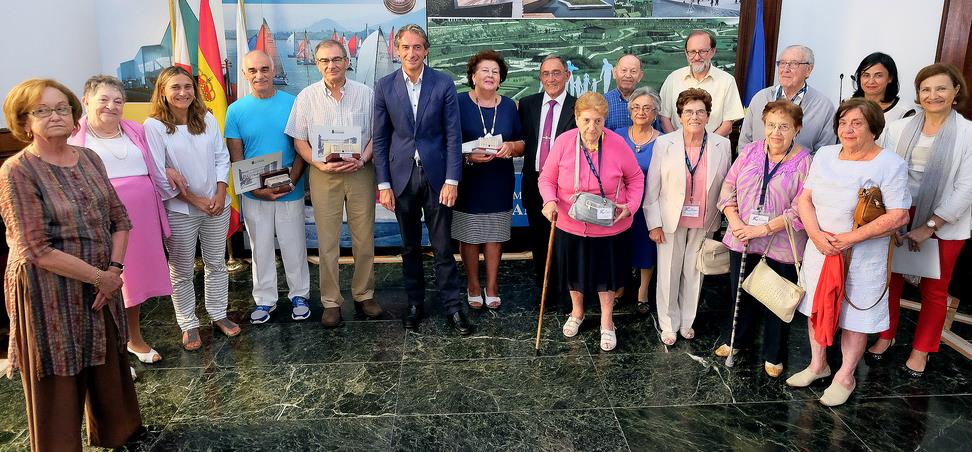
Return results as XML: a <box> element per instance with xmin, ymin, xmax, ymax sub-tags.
<box><xmin>1</xmin><ymin>23</ymin><xmax>970</xmax><ymax>450</ymax></box>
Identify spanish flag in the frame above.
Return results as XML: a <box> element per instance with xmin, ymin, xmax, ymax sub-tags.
<box><xmin>197</xmin><ymin>0</ymin><xmax>241</xmax><ymax>237</ymax></box>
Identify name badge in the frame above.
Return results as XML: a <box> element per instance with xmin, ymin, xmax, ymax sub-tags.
<box><xmin>476</xmin><ymin>133</ymin><xmax>503</xmax><ymax>152</ymax></box>
<box><xmin>596</xmin><ymin>206</ymin><xmax>613</xmax><ymax>220</ymax></box>
<box><xmin>681</xmin><ymin>205</ymin><xmax>701</xmax><ymax>218</ymax></box>
<box><xmin>748</xmin><ymin>212</ymin><xmax>770</xmax><ymax>226</ymax></box>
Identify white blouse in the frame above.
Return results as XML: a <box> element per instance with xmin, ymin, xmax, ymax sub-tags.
<box><xmin>144</xmin><ymin>112</ymin><xmax>230</xmax><ymax>216</ymax></box>
<box><xmin>86</xmin><ymin>133</ymin><xmax>149</xmax><ymax>179</ymax></box>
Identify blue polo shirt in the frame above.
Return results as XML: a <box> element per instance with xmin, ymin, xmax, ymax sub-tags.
<box><xmin>224</xmin><ymin>90</ymin><xmax>306</xmax><ymax>202</ymax></box>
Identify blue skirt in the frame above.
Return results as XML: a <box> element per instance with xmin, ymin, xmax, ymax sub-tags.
<box><xmin>630</xmin><ymin>209</ymin><xmax>656</xmax><ymax>269</ymax></box>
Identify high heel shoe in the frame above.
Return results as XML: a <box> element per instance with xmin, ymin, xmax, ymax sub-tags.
<box><xmin>904</xmin><ymin>354</ymin><xmax>930</xmax><ymax>378</ymax></box>
<box><xmin>865</xmin><ymin>338</ymin><xmax>895</xmax><ymax>362</ymax></box>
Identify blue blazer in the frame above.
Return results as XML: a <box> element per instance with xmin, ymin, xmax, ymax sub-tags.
<box><xmin>373</xmin><ymin>66</ymin><xmax>462</xmax><ymax>196</ymax></box>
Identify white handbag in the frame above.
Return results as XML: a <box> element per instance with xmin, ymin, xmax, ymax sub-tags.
<box><xmin>741</xmin><ymin>216</ymin><xmax>805</xmax><ymax>323</ymax></box>
<box><xmin>696</xmin><ymin>238</ymin><xmax>730</xmax><ymax>275</ymax></box>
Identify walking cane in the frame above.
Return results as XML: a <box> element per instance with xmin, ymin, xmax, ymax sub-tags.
<box><xmin>534</xmin><ymin>219</ymin><xmax>557</xmax><ymax>354</ymax></box>
<box><xmin>725</xmin><ymin>244</ymin><xmax>749</xmax><ymax>368</ymax></box>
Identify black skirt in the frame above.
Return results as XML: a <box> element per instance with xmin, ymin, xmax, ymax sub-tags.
<box><xmin>554</xmin><ymin>228</ymin><xmax>631</xmax><ymax>295</ymax></box>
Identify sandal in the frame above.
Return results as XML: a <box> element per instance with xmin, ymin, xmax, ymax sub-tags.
<box><xmin>600</xmin><ymin>328</ymin><xmax>617</xmax><ymax>352</ymax></box>
<box><xmin>680</xmin><ymin>328</ymin><xmax>695</xmax><ymax>340</ymax></box>
<box><xmin>562</xmin><ymin>314</ymin><xmax>584</xmax><ymax>338</ymax></box>
<box><xmin>467</xmin><ymin>294</ymin><xmax>484</xmax><ymax>309</ymax></box>
<box><xmin>485</xmin><ymin>294</ymin><xmax>501</xmax><ymax>310</ymax></box>
<box><xmin>714</xmin><ymin>344</ymin><xmax>738</xmax><ymax>358</ymax></box>
<box><xmin>635</xmin><ymin>300</ymin><xmax>651</xmax><ymax>315</ymax></box>
<box><xmin>661</xmin><ymin>331</ymin><xmax>677</xmax><ymax>346</ymax></box>
<box><xmin>213</xmin><ymin>318</ymin><xmax>241</xmax><ymax>337</ymax></box>
<box><xmin>127</xmin><ymin>345</ymin><xmax>162</xmax><ymax>364</ymax></box>
<box><xmin>182</xmin><ymin>328</ymin><xmax>202</xmax><ymax>351</ymax></box>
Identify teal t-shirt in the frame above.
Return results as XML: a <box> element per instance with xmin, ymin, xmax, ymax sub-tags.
<box><xmin>224</xmin><ymin>91</ymin><xmax>306</xmax><ymax>202</ymax></box>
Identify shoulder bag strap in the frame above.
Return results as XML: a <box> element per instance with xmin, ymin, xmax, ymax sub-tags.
<box><xmin>841</xmin><ymin>224</ymin><xmax>894</xmax><ymax>311</ymax></box>
<box><xmin>782</xmin><ymin>216</ymin><xmax>803</xmax><ymax>286</ymax></box>
<box><xmin>573</xmin><ymin>133</ymin><xmax>581</xmax><ymax>193</ymax></box>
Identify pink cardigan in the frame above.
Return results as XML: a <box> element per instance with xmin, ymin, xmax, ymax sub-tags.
<box><xmin>538</xmin><ymin>128</ymin><xmax>644</xmax><ymax>237</ymax></box>
<box><xmin>69</xmin><ymin>117</ymin><xmax>170</xmax><ymax>237</ymax></box>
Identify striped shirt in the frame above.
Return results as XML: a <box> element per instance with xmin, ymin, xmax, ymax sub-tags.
<box><xmin>285</xmin><ymin>78</ymin><xmax>374</xmax><ymax>147</ymax></box>
<box><xmin>0</xmin><ymin>147</ymin><xmax>132</xmax><ymax>379</ymax></box>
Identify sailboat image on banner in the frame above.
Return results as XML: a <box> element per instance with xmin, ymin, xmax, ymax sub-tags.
<box><xmin>255</xmin><ymin>19</ymin><xmax>288</xmax><ymax>85</ymax></box>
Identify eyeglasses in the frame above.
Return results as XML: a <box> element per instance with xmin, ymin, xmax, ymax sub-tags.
<box><xmin>540</xmin><ymin>70</ymin><xmax>565</xmax><ymax>79</ymax></box>
<box><xmin>629</xmin><ymin>105</ymin><xmax>656</xmax><ymax>113</ymax></box>
<box><xmin>776</xmin><ymin>61</ymin><xmax>810</xmax><ymax>69</ymax></box>
<box><xmin>765</xmin><ymin>122</ymin><xmax>793</xmax><ymax>133</ymax></box>
<box><xmin>682</xmin><ymin>109</ymin><xmax>708</xmax><ymax>117</ymax></box>
<box><xmin>685</xmin><ymin>49</ymin><xmax>712</xmax><ymax>58</ymax></box>
<box><xmin>316</xmin><ymin>57</ymin><xmax>346</xmax><ymax>65</ymax></box>
<box><xmin>477</xmin><ymin>68</ymin><xmax>500</xmax><ymax>76</ymax></box>
<box><xmin>837</xmin><ymin>119</ymin><xmax>868</xmax><ymax>129</ymax></box>
<box><xmin>30</xmin><ymin>105</ymin><xmax>72</xmax><ymax>118</ymax></box>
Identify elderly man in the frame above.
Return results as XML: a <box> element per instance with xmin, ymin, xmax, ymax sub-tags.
<box><xmin>659</xmin><ymin>30</ymin><xmax>744</xmax><ymax>136</ymax></box>
<box><xmin>225</xmin><ymin>50</ymin><xmax>311</xmax><ymax>324</ymax></box>
<box><xmin>739</xmin><ymin>44</ymin><xmax>837</xmax><ymax>153</ymax></box>
<box><xmin>373</xmin><ymin>25</ymin><xmax>472</xmax><ymax>335</ymax></box>
<box><xmin>286</xmin><ymin>40</ymin><xmax>383</xmax><ymax>328</ymax></box>
<box><xmin>604</xmin><ymin>54</ymin><xmax>644</xmax><ymax>131</ymax></box>
<box><xmin>517</xmin><ymin>54</ymin><xmax>577</xmax><ymax>305</ymax></box>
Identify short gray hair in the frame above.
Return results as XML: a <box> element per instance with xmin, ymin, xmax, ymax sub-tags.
<box><xmin>82</xmin><ymin>75</ymin><xmax>126</xmax><ymax>101</ymax></box>
<box><xmin>314</xmin><ymin>39</ymin><xmax>348</xmax><ymax>59</ymax></box>
<box><xmin>784</xmin><ymin>45</ymin><xmax>815</xmax><ymax>65</ymax></box>
<box><xmin>629</xmin><ymin>86</ymin><xmax>661</xmax><ymax>111</ymax></box>
<box><xmin>394</xmin><ymin>24</ymin><xmax>429</xmax><ymax>49</ymax></box>
<box><xmin>541</xmin><ymin>54</ymin><xmax>567</xmax><ymax>71</ymax></box>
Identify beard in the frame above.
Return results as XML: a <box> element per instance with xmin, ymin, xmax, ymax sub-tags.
<box><xmin>691</xmin><ymin>62</ymin><xmax>710</xmax><ymax>74</ymax></box>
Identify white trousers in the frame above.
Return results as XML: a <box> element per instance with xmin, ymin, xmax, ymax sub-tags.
<box><xmin>164</xmin><ymin>209</ymin><xmax>230</xmax><ymax>331</ymax></box>
<box><xmin>241</xmin><ymin>196</ymin><xmax>310</xmax><ymax>306</ymax></box>
<box><xmin>655</xmin><ymin>227</ymin><xmax>708</xmax><ymax>333</ymax></box>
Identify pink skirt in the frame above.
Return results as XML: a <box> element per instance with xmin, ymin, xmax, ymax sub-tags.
<box><xmin>112</xmin><ymin>175</ymin><xmax>172</xmax><ymax>307</ymax></box>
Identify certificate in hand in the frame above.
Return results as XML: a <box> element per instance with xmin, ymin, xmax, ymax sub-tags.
<box><xmin>891</xmin><ymin>238</ymin><xmax>941</xmax><ymax>279</ymax></box>
<box><xmin>232</xmin><ymin>152</ymin><xmax>283</xmax><ymax>194</ymax></box>
<box><xmin>313</xmin><ymin>125</ymin><xmax>362</xmax><ymax>162</ymax></box>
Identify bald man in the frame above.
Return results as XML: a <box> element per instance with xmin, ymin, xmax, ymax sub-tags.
<box><xmin>225</xmin><ymin>50</ymin><xmax>311</xmax><ymax>325</ymax></box>
<box><xmin>604</xmin><ymin>54</ymin><xmax>645</xmax><ymax>130</ymax></box>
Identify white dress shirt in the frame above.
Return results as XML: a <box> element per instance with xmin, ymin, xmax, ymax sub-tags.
<box><xmin>535</xmin><ymin>89</ymin><xmax>568</xmax><ymax>172</ymax></box>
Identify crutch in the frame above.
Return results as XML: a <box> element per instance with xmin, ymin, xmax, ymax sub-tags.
<box><xmin>725</xmin><ymin>244</ymin><xmax>749</xmax><ymax>368</ymax></box>
<box><xmin>534</xmin><ymin>219</ymin><xmax>557</xmax><ymax>354</ymax></box>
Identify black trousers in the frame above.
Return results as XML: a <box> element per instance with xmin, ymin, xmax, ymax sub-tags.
<box><xmin>725</xmin><ymin>250</ymin><xmax>797</xmax><ymax>364</ymax></box>
<box><xmin>522</xmin><ymin>172</ymin><xmax>562</xmax><ymax>306</ymax></box>
<box><xmin>394</xmin><ymin>164</ymin><xmax>461</xmax><ymax>315</ymax></box>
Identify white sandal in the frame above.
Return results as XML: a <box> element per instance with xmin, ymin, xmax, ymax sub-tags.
<box><xmin>661</xmin><ymin>331</ymin><xmax>677</xmax><ymax>346</ymax></box>
<box><xmin>562</xmin><ymin>315</ymin><xmax>584</xmax><ymax>338</ymax></box>
<box><xmin>600</xmin><ymin>328</ymin><xmax>617</xmax><ymax>352</ymax></box>
<box><xmin>680</xmin><ymin>328</ymin><xmax>695</xmax><ymax>340</ymax></box>
<box><xmin>467</xmin><ymin>294</ymin><xmax>484</xmax><ymax>309</ymax></box>
<box><xmin>127</xmin><ymin>345</ymin><xmax>162</xmax><ymax>364</ymax></box>
<box><xmin>485</xmin><ymin>295</ymin><xmax>501</xmax><ymax>309</ymax></box>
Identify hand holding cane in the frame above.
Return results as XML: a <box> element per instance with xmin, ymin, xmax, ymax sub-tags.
<box><xmin>534</xmin><ymin>218</ymin><xmax>557</xmax><ymax>354</ymax></box>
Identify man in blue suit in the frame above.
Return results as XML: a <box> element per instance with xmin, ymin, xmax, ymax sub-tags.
<box><xmin>373</xmin><ymin>24</ymin><xmax>472</xmax><ymax>335</ymax></box>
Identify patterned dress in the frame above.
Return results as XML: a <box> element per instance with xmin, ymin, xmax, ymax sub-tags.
<box><xmin>0</xmin><ymin>146</ymin><xmax>131</xmax><ymax>379</ymax></box>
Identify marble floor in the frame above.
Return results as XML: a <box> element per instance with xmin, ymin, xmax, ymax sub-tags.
<box><xmin>1</xmin><ymin>259</ymin><xmax>971</xmax><ymax>451</ymax></box>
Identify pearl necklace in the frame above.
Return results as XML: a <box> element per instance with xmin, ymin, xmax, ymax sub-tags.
<box><xmin>88</xmin><ymin>126</ymin><xmax>128</xmax><ymax>159</ymax></box>
<box><xmin>629</xmin><ymin>128</ymin><xmax>657</xmax><ymax>153</ymax></box>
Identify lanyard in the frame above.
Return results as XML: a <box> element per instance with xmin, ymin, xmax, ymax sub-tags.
<box><xmin>684</xmin><ymin>132</ymin><xmax>708</xmax><ymax>203</ymax></box>
<box><xmin>474</xmin><ymin>94</ymin><xmax>498</xmax><ymax>137</ymax></box>
<box><xmin>759</xmin><ymin>141</ymin><xmax>794</xmax><ymax>207</ymax></box>
<box><xmin>776</xmin><ymin>84</ymin><xmax>808</xmax><ymax>105</ymax></box>
<box><xmin>581</xmin><ymin>134</ymin><xmax>606</xmax><ymax>197</ymax></box>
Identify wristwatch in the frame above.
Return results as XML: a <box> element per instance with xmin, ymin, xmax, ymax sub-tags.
<box><xmin>926</xmin><ymin>219</ymin><xmax>939</xmax><ymax>231</ymax></box>
<box><xmin>109</xmin><ymin>261</ymin><xmax>125</xmax><ymax>271</ymax></box>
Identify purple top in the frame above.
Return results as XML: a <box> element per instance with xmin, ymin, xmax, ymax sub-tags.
<box><xmin>717</xmin><ymin>139</ymin><xmax>811</xmax><ymax>263</ymax></box>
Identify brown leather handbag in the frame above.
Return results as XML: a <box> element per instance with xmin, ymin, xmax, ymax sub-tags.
<box><xmin>844</xmin><ymin>186</ymin><xmax>894</xmax><ymax>311</ymax></box>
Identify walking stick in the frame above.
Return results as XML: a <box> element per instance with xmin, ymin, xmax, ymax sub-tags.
<box><xmin>725</xmin><ymin>244</ymin><xmax>749</xmax><ymax>368</ymax></box>
<box><xmin>534</xmin><ymin>219</ymin><xmax>557</xmax><ymax>354</ymax></box>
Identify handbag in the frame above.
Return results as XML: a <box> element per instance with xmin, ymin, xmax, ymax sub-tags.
<box><xmin>567</xmin><ymin>134</ymin><xmax>619</xmax><ymax>227</ymax></box>
<box><xmin>742</xmin><ymin>216</ymin><xmax>805</xmax><ymax>323</ymax></box>
<box><xmin>842</xmin><ymin>184</ymin><xmax>895</xmax><ymax>311</ymax></box>
<box><xmin>696</xmin><ymin>238</ymin><xmax>730</xmax><ymax>275</ymax></box>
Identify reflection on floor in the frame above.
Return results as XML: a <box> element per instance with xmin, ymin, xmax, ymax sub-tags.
<box><xmin>1</xmin><ymin>259</ymin><xmax>970</xmax><ymax>451</ymax></box>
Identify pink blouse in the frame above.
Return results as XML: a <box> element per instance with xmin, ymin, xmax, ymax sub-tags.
<box><xmin>538</xmin><ymin>128</ymin><xmax>644</xmax><ymax>237</ymax></box>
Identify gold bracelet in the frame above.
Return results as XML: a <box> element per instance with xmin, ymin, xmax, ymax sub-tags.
<box><xmin>93</xmin><ymin>269</ymin><xmax>103</xmax><ymax>289</ymax></box>
<box><xmin>764</xmin><ymin>224</ymin><xmax>772</xmax><ymax>235</ymax></box>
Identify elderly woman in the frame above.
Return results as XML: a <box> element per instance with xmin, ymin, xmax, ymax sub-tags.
<box><xmin>68</xmin><ymin>75</ymin><xmax>172</xmax><ymax>365</ymax></box>
<box><xmin>740</xmin><ymin>45</ymin><xmax>837</xmax><ymax>154</ymax></box>
<box><xmin>539</xmin><ymin>92</ymin><xmax>644</xmax><ymax>351</ymax></box>
<box><xmin>0</xmin><ymin>79</ymin><xmax>141</xmax><ymax>450</ymax></box>
<box><xmin>714</xmin><ymin>100</ymin><xmax>812</xmax><ymax>377</ymax></box>
<box><xmin>454</xmin><ymin>49</ymin><xmax>524</xmax><ymax>310</ymax></box>
<box><xmin>869</xmin><ymin>64</ymin><xmax>972</xmax><ymax>377</ymax></box>
<box><xmin>852</xmin><ymin>52</ymin><xmax>916</xmax><ymax>124</ymax></box>
<box><xmin>612</xmin><ymin>86</ymin><xmax>660</xmax><ymax>314</ymax></box>
<box><xmin>644</xmin><ymin>88</ymin><xmax>731</xmax><ymax>345</ymax></box>
<box><xmin>144</xmin><ymin>66</ymin><xmax>238</xmax><ymax>351</ymax></box>
<box><xmin>788</xmin><ymin>98</ymin><xmax>910</xmax><ymax>407</ymax></box>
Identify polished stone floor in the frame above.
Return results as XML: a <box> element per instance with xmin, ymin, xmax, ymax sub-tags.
<box><xmin>1</xmin><ymin>259</ymin><xmax>971</xmax><ymax>451</ymax></box>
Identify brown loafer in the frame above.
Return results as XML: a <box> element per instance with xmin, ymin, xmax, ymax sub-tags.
<box><xmin>356</xmin><ymin>299</ymin><xmax>383</xmax><ymax>318</ymax></box>
<box><xmin>321</xmin><ymin>307</ymin><xmax>343</xmax><ymax>328</ymax></box>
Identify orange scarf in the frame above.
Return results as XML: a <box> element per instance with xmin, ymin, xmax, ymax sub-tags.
<box><xmin>811</xmin><ymin>252</ymin><xmax>846</xmax><ymax>346</ymax></box>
